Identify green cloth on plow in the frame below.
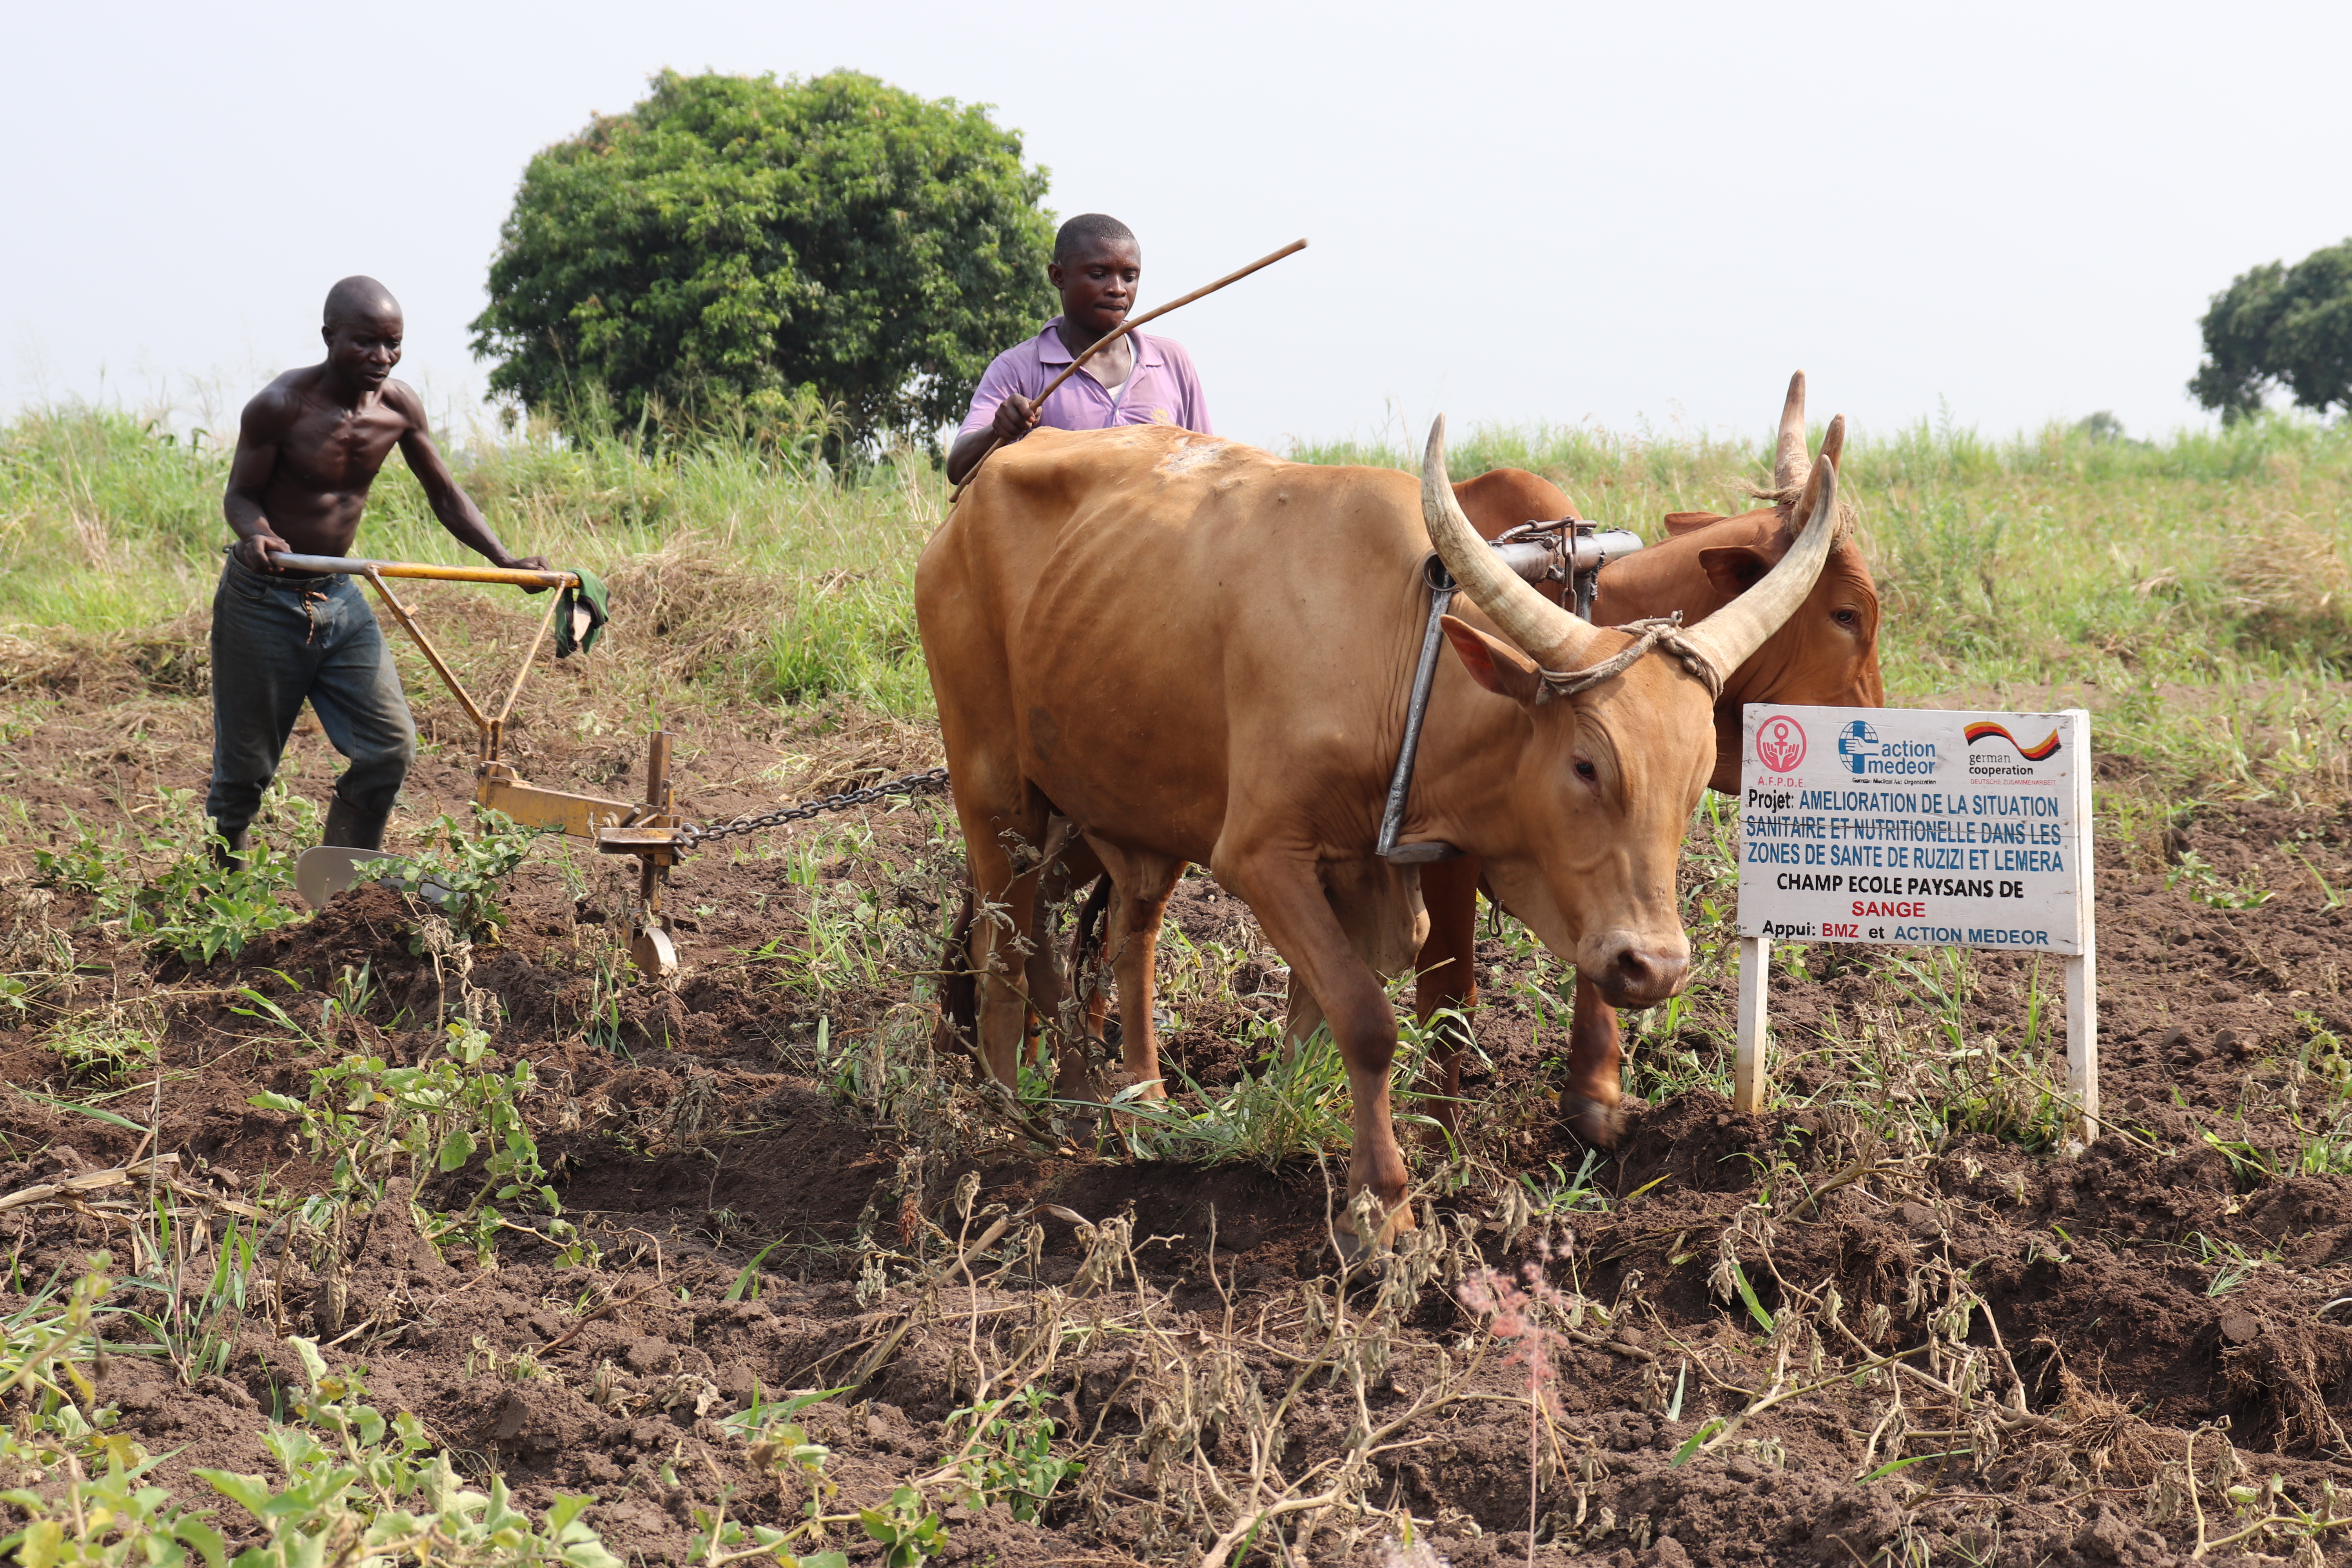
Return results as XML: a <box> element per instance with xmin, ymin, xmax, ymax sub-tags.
<box><xmin>556</xmin><ymin>568</ymin><xmax>610</xmax><ymax>657</ymax></box>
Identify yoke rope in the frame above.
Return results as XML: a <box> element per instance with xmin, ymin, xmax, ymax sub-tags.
<box><xmin>1538</xmin><ymin>614</ymin><xmax>1723</xmax><ymax>700</ymax></box>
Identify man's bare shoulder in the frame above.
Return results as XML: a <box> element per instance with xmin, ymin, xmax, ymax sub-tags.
<box><xmin>238</xmin><ymin>367</ymin><xmax>322</xmax><ymax>435</ymax></box>
<box><xmin>378</xmin><ymin>378</ymin><xmax>434</xmax><ymax>433</ymax></box>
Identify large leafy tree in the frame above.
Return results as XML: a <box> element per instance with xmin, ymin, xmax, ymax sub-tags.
<box><xmin>2190</xmin><ymin>238</ymin><xmax>2352</xmax><ymax>423</ymax></box>
<box><xmin>472</xmin><ymin>69</ymin><xmax>1054</xmax><ymax>452</ymax></box>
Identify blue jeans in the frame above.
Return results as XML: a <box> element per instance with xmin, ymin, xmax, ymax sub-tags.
<box><xmin>207</xmin><ymin>554</ymin><xmax>417</xmax><ymax>838</ymax></box>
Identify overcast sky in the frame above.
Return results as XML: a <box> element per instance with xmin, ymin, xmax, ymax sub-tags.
<box><xmin>6</xmin><ymin>0</ymin><xmax>2346</xmax><ymax>453</ymax></box>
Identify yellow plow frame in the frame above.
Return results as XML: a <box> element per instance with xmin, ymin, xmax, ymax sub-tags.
<box><xmin>276</xmin><ymin>554</ymin><xmax>686</xmax><ymax>975</ymax></box>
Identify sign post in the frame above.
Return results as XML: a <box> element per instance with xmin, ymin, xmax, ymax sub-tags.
<box><xmin>1734</xmin><ymin>705</ymin><xmax>2098</xmax><ymax>1141</ymax></box>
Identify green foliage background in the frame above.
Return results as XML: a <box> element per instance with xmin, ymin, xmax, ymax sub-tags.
<box><xmin>2191</xmin><ymin>236</ymin><xmax>2352</xmax><ymax>423</ymax></box>
<box><xmin>471</xmin><ymin>69</ymin><xmax>1055</xmax><ymax>454</ymax></box>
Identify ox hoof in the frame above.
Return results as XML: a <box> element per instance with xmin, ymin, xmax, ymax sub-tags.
<box><xmin>1564</xmin><ymin>1094</ymin><xmax>1625</xmax><ymax>1150</ymax></box>
<box><xmin>1333</xmin><ymin>1196</ymin><xmax>1415</xmax><ymax>1265</ymax></box>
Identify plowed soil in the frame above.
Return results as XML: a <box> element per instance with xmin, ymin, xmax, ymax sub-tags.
<box><xmin>2</xmin><ymin>630</ymin><xmax>2349</xmax><ymax>1568</ymax></box>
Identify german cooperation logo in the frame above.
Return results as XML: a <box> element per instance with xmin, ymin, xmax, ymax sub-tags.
<box><xmin>1965</xmin><ymin>720</ymin><xmax>2062</xmax><ymax>777</ymax></box>
<box><xmin>1755</xmin><ymin>715</ymin><xmax>1806</xmax><ymax>772</ymax></box>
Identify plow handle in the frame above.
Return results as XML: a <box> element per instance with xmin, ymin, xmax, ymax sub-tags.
<box><xmin>267</xmin><ymin>554</ymin><xmax>577</xmax><ymax>590</ymax></box>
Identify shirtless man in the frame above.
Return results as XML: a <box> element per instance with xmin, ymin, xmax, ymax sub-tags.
<box><xmin>943</xmin><ymin>214</ymin><xmax>1212</xmax><ymax>485</ymax></box>
<box><xmin>211</xmin><ymin>276</ymin><xmax>546</xmax><ymax>862</ymax></box>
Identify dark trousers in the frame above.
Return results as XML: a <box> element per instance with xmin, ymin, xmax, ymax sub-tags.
<box><xmin>206</xmin><ymin>555</ymin><xmax>417</xmax><ymax>839</ymax></box>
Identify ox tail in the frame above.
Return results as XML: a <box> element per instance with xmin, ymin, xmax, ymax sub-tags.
<box><xmin>933</xmin><ymin>885</ymin><xmax>980</xmax><ymax>1060</ymax></box>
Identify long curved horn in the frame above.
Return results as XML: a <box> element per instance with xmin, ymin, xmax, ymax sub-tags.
<box><xmin>1422</xmin><ymin>416</ymin><xmax>1601</xmax><ymax>669</ymax></box>
<box><xmin>1682</xmin><ymin>438</ymin><xmax>1843</xmax><ymax>683</ymax></box>
<box><xmin>1773</xmin><ymin>370</ymin><xmax>1809</xmax><ymax>491</ymax></box>
<box><xmin>1789</xmin><ymin>412</ymin><xmax>1846</xmax><ymax>523</ymax></box>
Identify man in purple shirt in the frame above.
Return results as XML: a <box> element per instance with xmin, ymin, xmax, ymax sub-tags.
<box><xmin>945</xmin><ymin>214</ymin><xmax>1212</xmax><ymax>485</ymax></box>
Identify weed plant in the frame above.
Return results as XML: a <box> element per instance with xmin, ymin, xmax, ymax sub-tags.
<box><xmin>364</xmin><ymin>807</ymin><xmax>550</xmax><ymax>946</ymax></box>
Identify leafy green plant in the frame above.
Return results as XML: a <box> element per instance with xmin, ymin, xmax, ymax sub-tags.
<box><xmin>31</xmin><ymin>822</ymin><xmax>137</xmax><ymax>917</ymax></box>
<box><xmin>43</xmin><ymin>789</ymin><xmax>318</xmax><ymax>965</ymax></box>
<box><xmin>1518</xmin><ymin>1151</ymin><xmax>1612</xmax><ymax>1218</ymax></box>
<box><xmin>858</xmin><ymin>1486</ymin><xmax>947</xmax><ymax>1568</ymax></box>
<box><xmin>943</xmin><ymin>1386</ymin><xmax>1080</xmax><ymax>1523</ymax></box>
<box><xmin>2166</xmin><ymin>849</ymin><xmax>2274</xmax><ymax>911</ymax></box>
<box><xmin>41</xmin><ymin>1014</ymin><xmax>159</xmax><ymax>1087</ymax></box>
<box><xmin>365</xmin><ymin>809</ymin><xmax>549</xmax><ymax>945</ymax></box>
<box><xmin>0</xmin><ymin>1450</ymin><xmax>227</xmax><ymax>1568</ymax></box>
<box><xmin>1094</xmin><ymin>1026</ymin><xmax>1352</xmax><ymax>1167</ymax></box>
<box><xmin>180</xmin><ymin>1336</ymin><xmax>626</xmax><ymax>1568</ymax></box>
<box><xmin>0</xmin><ymin>1257</ymin><xmax>155</xmax><ymax>1474</ymax></box>
<box><xmin>2186</xmin><ymin>1232</ymin><xmax>2279</xmax><ymax>1297</ymax></box>
<box><xmin>250</xmin><ymin>1020</ymin><xmax>560</xmax><ymax>1261</ymax></box>
<box><xmin>687</xmin><ymin>1504</ymin><xmax>849</xmax><ymax>1568</ymax></box>
<box><xmin>715</xmin><ymin>1385</ymin><xmax>850</xmax><ymax>1564</ymax></box>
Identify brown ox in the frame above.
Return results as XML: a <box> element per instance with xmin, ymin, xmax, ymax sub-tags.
<box><xmin>1413</xmin><ymin>372</ymin><xmax>1883</xmax><ymax>1145</ymax></box>
<box><xmin>916</xmin><ymin>413</ymin><xmax>1844</xmax><ymax>1229</ymax></box>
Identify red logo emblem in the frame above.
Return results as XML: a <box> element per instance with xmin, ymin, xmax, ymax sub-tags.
<box><xmin>1756</xmin><ymin>715</ymin><xmax>1807</xmax><ymax>773</ymax></box>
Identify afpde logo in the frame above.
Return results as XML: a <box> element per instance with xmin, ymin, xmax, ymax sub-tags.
<box><xmin>1756</xmin><ymin>715</ymin><xmax>1806</xmax><ymax>772</ymax></box>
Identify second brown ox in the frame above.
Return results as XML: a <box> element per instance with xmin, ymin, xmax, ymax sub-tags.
<box><xmin>1388</xmin><ymin>373</ymin><xmax>1883</xmax><ymax>1147</ymax></box>
<box><xmin>917</xmin><ymin>409</ymin><xmax>1846</xmax><ymax>1232</ymax></box>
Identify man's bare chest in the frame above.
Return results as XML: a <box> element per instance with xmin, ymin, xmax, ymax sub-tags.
<box><xmin>276</xmin><ymin>403</ymin><xmax>406</xmax><ymax>489</ymax></box>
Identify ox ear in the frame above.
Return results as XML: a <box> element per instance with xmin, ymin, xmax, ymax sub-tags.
<box><xmin>1697</xmin><ymin>544</ymin><xmax>1778</xmax><ymax>598</ymax></box>
<box><xmin>1440</xmin><ymin>614</ymin><xmax>1545</xmax><ymax>705</ymax></box>
<box><xmin>1662</xmin><ymin>511</ymin><xmax>1729</xmax><ymax>537</ymax></box>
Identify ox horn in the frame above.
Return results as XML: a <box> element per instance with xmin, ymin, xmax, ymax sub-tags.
<box><xmin>1773</xmin><ymin>370</ymin><xmax>1809</xmax><ymax>492</ymax></box>
<box><xmin>1421</xmin><ymin>416</ymin><xmax>1602</xmax><ymax>669</ymax></box>
<box><xmin>1682</xmin><ymin>418</ymin><xmax>1845</xmax><ymax>683</ymax></box>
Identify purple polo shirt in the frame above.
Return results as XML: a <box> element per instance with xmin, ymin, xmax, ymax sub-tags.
<box><xmin>956</xmin><ymin>316</ymin><xmax>1212</xmax><ymax>438</ymax></box>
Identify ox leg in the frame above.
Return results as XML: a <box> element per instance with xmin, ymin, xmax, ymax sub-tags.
<box><xmin>1563</xmin><ymin>972</ymin><xmax>1626</xmax><ymax>1147</ymax></box>
<box><xmin>1091</xmin><ymin>849</ymin><xmax>1185</xmax><ymax>1097</ymax></box>
<box><xmin>1281</xmin><ymin>982</ymin><xmax>1326</xmax><ymax>1054</ymax></box>
<box><xmin>1227</xmin><ymin>857</ymin><xmax>1414</xmax><ymax>1242</ymax></box>
<box><xmin>976</xmin><ymin>868</ymin><xmax>1046</xmax><ymax>1089</ymax></box>
<box><xmin>1283</xmin><ymin>858</ymin><xmax>1430</xmax><ymax>1060</ymax></box>
<box><xmin>1409</xmin><ymin>855</ymin><xmax>1483</xmax><ymax>1151</ymax></box>
<box><xmin>1021</xmin><ymin>817</ymin><xmax>1085</xmax><ymax>1076</ymax></box>
<box><xmin>952</xmin><ymin>802</ymin><xmax>1052</xmax><ymax>1091</ymax></box>
<box><xmin>1051</xmin><ymin>857</ymin><xmax>1116</xmax><ymax>1103</ymax></box>
<box><xmin>1066</xmin><ymin>873</ymin><xmax>1114</xmax><ymax>1054</ymax></box>
<box><xmin>932</xmin><ymin>886</ymin><xmax>980</xmax><ymax>1061</ymax></box>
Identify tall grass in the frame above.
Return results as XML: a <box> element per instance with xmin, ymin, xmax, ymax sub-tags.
<box><xmin>5</xmin><ymin>401</ymin><xmax>2348</xmax><ymax>788</ymax></box>
<box><xmin>1293</xmin><ymin>413</ymin><xmax>2352</xmax><ymax>796</ymax></box>
<box><xmin>0</xmin><ymin>407</ymin><xmax>938</xmax><ymax>715</ymax></box>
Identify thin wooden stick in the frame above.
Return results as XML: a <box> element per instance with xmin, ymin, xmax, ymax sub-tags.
<box><xmin>950</xmin><ymin>238</ymin><xmax>1308</xmax><ymax>499</ymax></box>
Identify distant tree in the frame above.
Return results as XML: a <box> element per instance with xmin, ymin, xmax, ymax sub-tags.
<box><xmin>2189</xmin><ymin>238</ymin><xmax>2352</xmax><ymax>423</ymax></box>
<box><xmin>472</xmin><ymin>69</ymin><xmax>1055</xmax><ymax>454</ymax></box>
<box><xmin>2071</xmin><ymin>410</ymin><xmax>2125</xmax><ymax>443</ymax></box>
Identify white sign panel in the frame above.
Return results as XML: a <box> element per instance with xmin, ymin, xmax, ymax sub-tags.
<box><xmin>1738</xmin><ymin>705</ymin><xmax>2090</xmax><ymax>955</ymax></box>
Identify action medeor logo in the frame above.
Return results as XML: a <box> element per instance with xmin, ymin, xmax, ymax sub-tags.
<box><xmin>1838</xmin><ymin>720</ymin><xmax>1880</xmax><ymax>776</ymax></box>
<box><xmin>1755</xmin><ymin>714</ymin><xmax>1806</xmax><ymax>772</ymax></box>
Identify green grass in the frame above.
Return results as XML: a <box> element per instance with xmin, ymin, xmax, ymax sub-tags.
<box><xmin>1294</xmin><ymin>411</ymin><xmax>2352</xmax><ymax>711</ymax></box>
<box><xmin>9</xmin><ymin>401</ymin><xmax>2348</xmax><ymax>792</ymax></box>
<box><xmin>0</xmin><ymin>406</ymin><xmax>940</xmax><ymax>716</ymax></box>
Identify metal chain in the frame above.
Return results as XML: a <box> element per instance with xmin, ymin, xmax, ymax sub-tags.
<box><xmin>675</xmin><ymin>767</ymin><xmax>950</xmax><ymax>848</ymax></box>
